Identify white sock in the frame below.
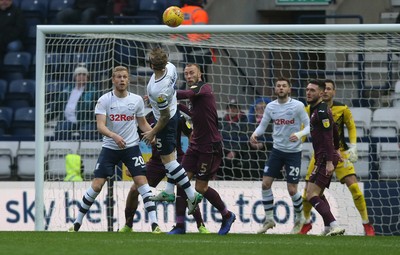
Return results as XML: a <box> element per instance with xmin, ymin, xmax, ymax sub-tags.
<box><xmin>165</xmin><ymin>160</ymin><xmax>195</xmax><ymax>201</ymax></box>
<box><xmin>75</xmin><ymin>186</ymin><xmax>99</xmax><ymax>225</ymax></box>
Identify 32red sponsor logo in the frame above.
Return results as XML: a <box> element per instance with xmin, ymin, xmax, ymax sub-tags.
<box><xmin>274</xmin><ymin>118</ymin><xmax>295</xmax><ymax>125</ymax></box>
<box><xmin>110</xmin><ymin>114</ymin><xmax>135</xmax><ymax>121</ymax></box>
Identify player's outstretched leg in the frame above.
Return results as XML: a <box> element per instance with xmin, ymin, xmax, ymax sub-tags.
<box><xmin>218</xmin><ymin>211</ymin><xmax>236</xmax><ymax>235</ymax></box>
<box><xmin>309</xmin><ymin>196</ymin><xmax>345</xmax><ymax>236</ymax></box>
<box><xmin>168</xmin><ymin>186</ymin><xmax>187</xmax><ymax>234</ymax></box>
<box><xmin>348</xmin><ymin>182</ymin><xmax>375</xmax><ymax>236</ymax></box>
<box><xmin>119</xmin><ymin>185</ymin><xmax>139</xmax><ymax>232</ymax></box>
<box><xmin>168</xmin><ymin>186</ymin><xmax>210</xmax><ymax>234</ymax></box>
<box><xmin>291</xmin><ymin>192</ymin><xmax>305</xmax><ymax>234</ymax></box>
<box><xmin>138</xmin><ymin>184</ymin><xmax>161</xmax><ymax>233</ymax></box>
<box><xmin>68</xmin><ymin>186</ymin><xmax>99</xmax><ymax>232</ymax></box>
<box><xmin>200</xmin><ymin>187</ymin><xmax>235</xmax><ymax>235</ymax></box>
<box><xmin>299</xmin><ymin>190</ymin><xmax>313</xmax><ymax>234</ymax></box>
<box><xmin>164</xmin><ymin>160</ymin><xmax>200</xmax><ymax>207</ymax></box>
<box><xmin>258</xmin><ymin>188</ymin><xmax>276</xmax><ymax>234</ymax></box>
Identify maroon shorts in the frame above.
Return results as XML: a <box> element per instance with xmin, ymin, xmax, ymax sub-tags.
<box><xmin>145</xmin><ymin>154</ymin><xmax>184</xmax><ymax>187</ymax></box>
<box><xmin>309</xmin><ymin>154</ymin><xmax>340</xmax><ymax>189</ymax></box>
<box><xmin>181</xmin><ymin>142</ymin><xmax>222</xmax><ymax>181</ymax></box>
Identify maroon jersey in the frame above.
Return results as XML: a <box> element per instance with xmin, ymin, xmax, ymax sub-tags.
<box><xmin>309</xmin><ymin>101</ymin><xmax>339</xmax><ymax>162</ymax></box>
<box><xmin>177</xmin><ymin>81</ymin><xmax>222</xmax><ymax>152</ymax></box>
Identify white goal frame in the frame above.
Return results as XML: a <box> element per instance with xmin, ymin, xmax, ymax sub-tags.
<box><xmin>35</xmin><ymin>24</ymin><xmax>400</xmax><ymax>231</ymax></box>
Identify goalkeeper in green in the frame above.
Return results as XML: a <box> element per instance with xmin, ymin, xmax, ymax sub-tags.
<box><xmin>300</xmin><ymin>79</ymin><xmax>375</xmax><ymax>236</ymax></box>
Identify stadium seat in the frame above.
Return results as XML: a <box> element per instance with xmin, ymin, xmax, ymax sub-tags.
<box><xmin>24</xmin><ymin>17</ymin><xmax>42</xmax><ymax>56</ymax></box>
<box><xmin>47</xmin><ymin>0</ymin><xmax>75</xmax><ymax>23</ymax></box>
<box><xmin>63</xmin><ymin>52</ymin><xmax>92</xmax><ymax>74</ymax></box>
<box><xmin>166</xmin><ymin>0</ymin><xmax>182</xmax><ymax>7</ymax></box>
<box><xmin>97</xmin><ymin>15</ymin><xmax>159</xmax><ymax>25</ymax></box>
<box><xmin>10</xmin><ymin>107</ymin><xmax>35</xmax><ymax>136</ymax></box>
<box><xmin>0</xmin><ymin>79</ymin><xmax>7</xmax><ymax>105</ymax></box>
<box><xmin>0</xmin><ymin>72</ymin><xmax>24</xmax><ymax>84</ymax></box>
<box><xmin>114</xmin><ymin>39</ymin><xmax>146</xmax><ymax>67</ymax></box>
<box><xmin>392</xmin><ymin>80</ymin><xmax>400</xmax><ymax>107</ymax></box>
<box><xmin>20</xmin><ymin>0</ymin><xmax>49</xmax><ymax>23</ymax></box>
<box><xmin>0</xmin><ymin>107</ymin><xmax>13</xmax><ymax>136</ymax></box>
<box><xmin>64</xmin><ymin>52</ymin><xmax>92</xmax><ymax>65</ymax></box>
<box><xmin>378</xmin><ymin>143</ymin><xmax>400</xmax><ymax>179</ymax></box>
<box><xmin>137</xmin><ymin>0</ymin><xmax>166</xmax><ymax>24</ymax></box>
<box><xmin>0</xmin><ymin>147</ymin><xmax>13</xmax><ymax>179</ymax></box>
<box><xmin>370</xmin><ymin>108</ymin><xmax>400</xmax><ymax>138</ymax></box>
<box><xmin>15</xmin><ymin>141</ymin><xmax>37</xmax><ymax>180</ymax></box>
<box><xmin>351</xmin><ymin>142</ymin><xmax>370</xmax><ymax>180</ymax></box>
<box><xmin>46</xmin><ymin>141</ymin><xmax>79</xmax><ymax>180</ymax></box>
<box><xmin>392</xmin><ymin>98</ymin><xmax>400</xmax><ymax>108</ymax></box>
<box><xmin>2</xmin><ymin>51</ymin><xmax>32</xmax><ymax>79</ymax></box>
<box><xmin>0</xmin><ymin>141</ymin><xmax>18</xmax><ymax>179</ymax></box>
<box><xmin>46</xmin><ymin>80</ymin><xmax>65</xmax><ymax>102</ymax></box>
<box><xmin>45</xmin><ymin>52</ymin><xmax>64</xmax><ymax>74</ymax></box>
<box><xmin>348</xmin><ymin>107</ymin><xmax>372</xmax><ymax>137</ymax></box>
<box><xmin>5</xmin><ymin>79</ymin><xmax>35</xmax><ymax>109</ymax></box>
<box><xmin>13</xmin><ymin>0</ymin><xmax>21</xmax><ymax>7</ymax></box>
<box><xmin>6</xmin><ymin>40</ymin><xmax>23</xmax><ymax>52</ymax></box>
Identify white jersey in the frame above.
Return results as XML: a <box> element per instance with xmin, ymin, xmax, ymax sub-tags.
<box><xmin>254</xmin><ymin>97</ymin><xmax>310</xmax><ymax>153</ymax></box>
<box><xmin>95</xmin><ymin>91</ymin><xmax>145</xmax><ymax>150</ymax></box>
<box><xmin>146</xmin><ymin>62</ymin><xmax>178</xmax><ymax>120</ymax></box>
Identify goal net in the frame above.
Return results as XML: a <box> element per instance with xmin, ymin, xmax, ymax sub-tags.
<box><xmin>35</xmin><ymin>24</ymin><xmax>400</xmax><ymax>235</ymax></box>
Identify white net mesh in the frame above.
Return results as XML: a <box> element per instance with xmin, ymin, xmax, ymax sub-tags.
<box><xmin>37</xmin><ymin>25</ymin><xmax>400</xmax><ymax>235</ymax></box>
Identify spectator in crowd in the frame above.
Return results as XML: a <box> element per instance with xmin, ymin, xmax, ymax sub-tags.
<box><xmin>55</xmin><ymin>0</ymin><xmax>107</xmax><ymax>24</ymax></box>
<box><xmin>220</xmin><ymin>99</ymin><xmax>249</xmax><ymax>180</ymax></box>
<box><xmin>47</xmin><ymin>66</ymin><xmax>99</xmax><ymax>140</ymax></box>
<box><xmin>176</xmin><ymin>0</ymin><xmax>214</xmax><ymax>85</ymax></box>
<box><xmin>248</xmin><ymin>97</ymin><xmax>272</xmax><ymax>124</ymax></box>
<box><xmin>63</xmin><ymin>154</ymin><xmax>84</xmax><ymax>182</ymax></box>
<box><xmin>0</xmin><ymin>0</ymin><xmax>26</xmax><ymax>59</ymax></box>
<box><xmin>245</xmin><ymin>97</ymin><xmax>273</xmax><ymax>179</ymax></box>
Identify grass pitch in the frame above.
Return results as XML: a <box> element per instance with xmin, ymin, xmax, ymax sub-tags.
<box><xmin>0</xmin><ymin>232</ymin><xmax>398</xmax><ymax>255</ymax></box>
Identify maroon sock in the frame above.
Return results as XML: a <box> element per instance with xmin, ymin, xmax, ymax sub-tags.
<box><xmin>175</xmin><ymin>186</ymin><xmax>187</xmax><ymax>225</ymax></box>
<box><xmin>321</xmin><ymin>195</ymin><xmax>330</xmax><ymax>210</ymax></box>
<box><xmin>124</xmin><ymin>208</ymin><xmax>135</xmax><ymax>228</ymax></box>
<box><xmin>309</xmin><ymin>196</ymin><xmax>335</xmax><ymax>226</ymax></box>
<box><xmin>176</xmin><ymin>186</ymin><xmax>204</xmax><ymax>228</ymax></box>
<box><xmin>203</xmin><ymin>187</ymin><xmax>230</xmax><ymax>218</ymax></box>
<box><xmin>192</xmin><ymin>206</ymin><xmax>204</xmax><ymax>228</ymax></box>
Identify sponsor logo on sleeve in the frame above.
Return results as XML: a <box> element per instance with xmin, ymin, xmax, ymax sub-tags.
<box><xmin>322</xmin><ymin>119</ymin><xmax>330</xmax><ymax>128</ymax></box>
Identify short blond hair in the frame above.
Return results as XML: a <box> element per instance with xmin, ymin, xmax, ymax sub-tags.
<box><xmin>112</xmin><ymin>66</ymin><xmax>129</xmax><ymax>77</ymax></box>
<box><xmin>185</xmin><ymin>63</ymin><xmax>201</xmax><ymax>72</ymax></box>
<box><xmin>148</xmin><ymin>48</ymin><xmax>168</xmax><ymax>71</ymax></box>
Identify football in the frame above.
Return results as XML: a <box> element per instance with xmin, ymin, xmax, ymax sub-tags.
<box><xmin>162</xmin><ymin>6</ymin><xmax>184</xmax><ymax>27</ymax></box>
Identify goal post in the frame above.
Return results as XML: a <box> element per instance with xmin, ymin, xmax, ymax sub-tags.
<box><xmin>35</xmin><ymin>24</ymin><xmax>400</xmax><ymax>235</ymax></box>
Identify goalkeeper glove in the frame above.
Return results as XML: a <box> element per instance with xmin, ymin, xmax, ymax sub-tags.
<box><xmin>347</xmin><ymin>143</ymin><xmax>358</xmax><ymax>163</ymax></box>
